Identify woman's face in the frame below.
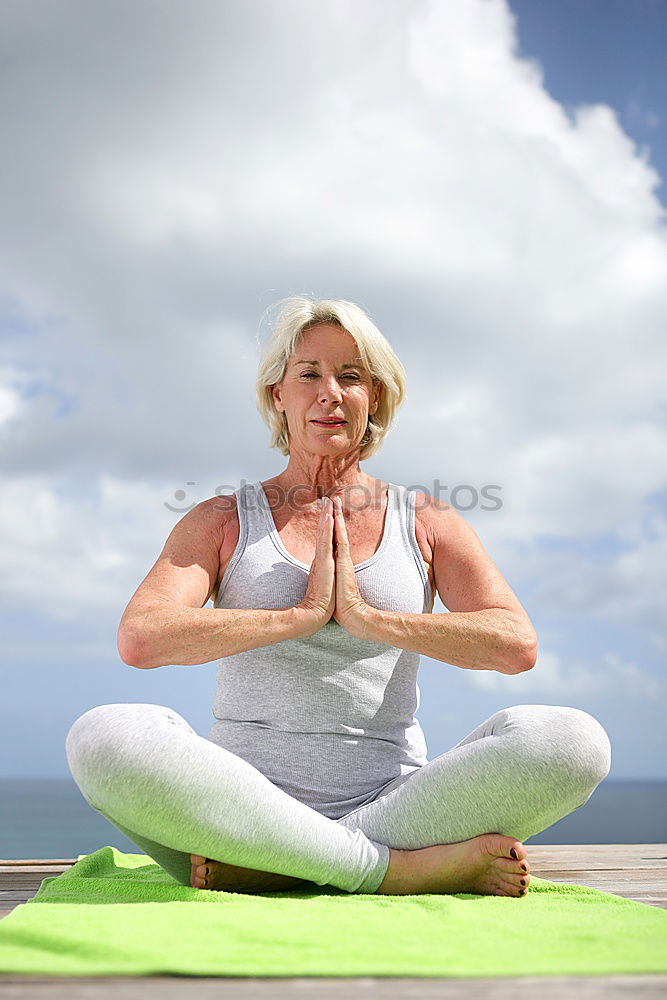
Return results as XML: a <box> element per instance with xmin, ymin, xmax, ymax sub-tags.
<box><xmin>271</xmin><ymin>323</ymin><xmax>381</xmax><ymax>457</ymax></box>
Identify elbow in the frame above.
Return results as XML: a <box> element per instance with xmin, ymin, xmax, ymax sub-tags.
<box><xmin>498</xmin><ymin>623</ymin><xmax>538</xmax><ymax>674</ymax></box>
<box><xmin>117</xmin><ymin>626</ymin><xmax>157</xmax><ymax>670</ymax></box>
<box><xmin>516</xmin><ymin>635</ymin><xmax>538</xmax><ymax>673</ymax></box>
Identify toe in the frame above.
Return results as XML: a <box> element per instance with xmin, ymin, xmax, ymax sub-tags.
<box><xmin>192</xmin><ymin>870</ymin><xmax>208</xmax><ymax>889</ymax></box>
<box><xmin>503</xmin><ymin>872</ymin><xmax>530</xmax><ymax>895</ymax></box>
<box><xmin>497</xmin><ymin>856</ymin><xmax>530</xmax><ymax>876</ymax></box>
<box><xmin>508</xmin><ymin>842</ymin><xmax>525</xmax><ymax>862</ymax></box>
<box><xmin>190</xmin><ymin>854</ymin><xmax>211</xmax><ymax>889</ymax></box>
<box><xmin>480</xmin><ymin>833</ymin><xmax>526</xmax><ymax>864</ymax></box>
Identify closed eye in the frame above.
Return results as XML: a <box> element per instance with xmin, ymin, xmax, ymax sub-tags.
<box><xmin>301</xmin><ymin>372</ymin><xmax>359</xmax><ymax>380</ymax></box>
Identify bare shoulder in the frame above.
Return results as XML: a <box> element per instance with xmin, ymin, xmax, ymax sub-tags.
<box><xmin>411</xmin><ymin>491</ymin><xmax>536</xmax><ymax>642</ymax></box>
<box><xmin>198</xmin><ymin>493</ymin><xmax>241</xmax><ymax>604</ymax></box>
<box><xmin>199</xmin><ymin>493</ymin><xmax>240</xmax><ymax>558</ymax></box>
<box><xmin>199</xmin><ymin>492</ymin><xmax>238</xmax><ymax>522</ymax></box>
<box><xmin>412</xmin><ymin>490</ymin><xmax>454</xmax><ymax>555</ymax></box>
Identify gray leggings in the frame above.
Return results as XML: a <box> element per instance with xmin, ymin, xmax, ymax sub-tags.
<box><xmin>65</xmin><ymin>702</ymin><xmax>611</xmax><ymax>895</ymax></box>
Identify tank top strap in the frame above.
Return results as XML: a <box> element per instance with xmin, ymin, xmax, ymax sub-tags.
<box><xmin>388</xmin><ymin>483</ymin><xmax>432</xmax><ymax>604</ymax></box>
<box><xmin>238</xmin><ymin>480</ymin><xmax>268</xmax><ymax>545</ymax></box>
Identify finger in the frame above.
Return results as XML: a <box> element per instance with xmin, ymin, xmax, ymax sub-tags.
<box><xmin>334</xmin><ymin>511</ymin><xmax>355</xmax><ymax>577</ymax></box>
<box><xmin>334</xmin><ymin>498</ymin><xmax>350</xmax><ymax>546</ymax></box>
<box><xmin>319</xmin><ymin>498</ymin><xmax>332</xmax><ymax>527</ymax></box>
<box><xmin>322</xmin><ymin>499</ymin><xmax>334</xmax><ymax>554</ymax></box>
<box><xmin>332</xmin><ymin>502</ymin><xmax>342</xmax><ymax>552</ymax></box>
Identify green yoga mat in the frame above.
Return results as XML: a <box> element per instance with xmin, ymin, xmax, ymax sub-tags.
<box><xmin>0</xmin><ymin>846</ymin><xmax>666</xmax><ymax>978</ymax></box>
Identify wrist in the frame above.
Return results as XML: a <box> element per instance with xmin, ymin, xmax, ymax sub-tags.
<box><xmin>292</xmin><ymin>604</ymin><xmax>325</xmax><ymax>638</ymax></box>
<box><xmin>343</xmin><ymin>602</ymin><xmax>377</xmax><ymax>641</ymax></box>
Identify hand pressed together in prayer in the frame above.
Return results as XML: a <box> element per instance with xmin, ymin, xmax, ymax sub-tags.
<box><xmin>331</xmin><ymin>495</ymin><xmax>371</xmax><ymax>636</ymax></box>
<box><xmin>299</xmin><ymin>495</ymin><xmax>371</xmax><ymax>639</ymax></box>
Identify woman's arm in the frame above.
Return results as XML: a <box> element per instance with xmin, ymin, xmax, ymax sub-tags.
<box><xmin>117</xmin><ymin>500</ymin><xmax>315</xmax><ymax>669</ymax></box>
<box><xmin>349</xmin><ymin>494</ymin><xmax>538</xmax><ymax>675</ymax></box>
<box><xmin>353</xmin><ymin>606</ymin><xmax>535</xmax><ymax>674</ymax></box>
<box><xmin>121</xmin><ymin>603</ymin><xmax>314</xmax><ymax>670</ymax></box>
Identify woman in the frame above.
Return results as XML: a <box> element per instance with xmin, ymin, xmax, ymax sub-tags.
<box><xmin>66</xmin><ymin>296</ymin><xmax>611</xmax><ymax>897</ymax></box>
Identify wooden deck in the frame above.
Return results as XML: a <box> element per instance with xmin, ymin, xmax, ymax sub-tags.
<box><xmin>1</xmin><ymin>844</ymin><xmax>666</xmax><ymax>997</ymax></box>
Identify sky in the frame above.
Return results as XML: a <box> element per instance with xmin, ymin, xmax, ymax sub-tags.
<box><xmin>1</xmin><ymin>0</ymin><xmax>666</xmax><ymax>780</ymax></box>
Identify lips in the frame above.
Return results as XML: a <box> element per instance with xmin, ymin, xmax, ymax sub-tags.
<box><xmin>312</xmin><ymin>418</ymin><xmax>346</xmax><ymax>425</ymax></box>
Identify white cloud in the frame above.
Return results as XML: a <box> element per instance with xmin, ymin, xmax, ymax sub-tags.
<box><xmin>464</xmin><ymin>647</ymin><xmax>667</xmax><ymax>702</ymax></box>
<box><xmin>0</xmin><ymin>474</ymin><xmax>182</xmax><ymax>621</ymax></box>
<box><xmin>0</xmin><ymin>0</ymin><xmax>665</xmax><ymax>663</ymax></box>
<box><xmin>0</xmin><ymin>367</ymin><xmax>25</xmax><ymax>426</ymax></box>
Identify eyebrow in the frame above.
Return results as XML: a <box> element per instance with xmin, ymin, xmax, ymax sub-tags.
<box><xmin>294</xmin><ymin>358</ymin><xmax>364</xmax><ymax>368</ymax></box>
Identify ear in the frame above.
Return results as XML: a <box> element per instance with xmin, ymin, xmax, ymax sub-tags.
<box><xmin>271</xmin><ymin>383</ymin><xmax>285</xmax><ymax>413</ymax></box>
<box><xmin>369</xmin><ymin>380</ymin><xmax>382</xmax><ymax>416</ymax></box>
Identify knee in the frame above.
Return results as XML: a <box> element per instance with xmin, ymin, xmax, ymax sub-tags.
<box><xmin>538</xmin><ymin>705</ymin><xmax>611</xmax><ymax>791</ymax></box>
<box><xmin>65</xmin><ymin>703</ymin><xmax>170</xmax><ymax>791</ymax></box>
<box><xmin>505</xmin><ymin>704</ymin><xmax>611</xmax><ymax>792</ymax></box>
<box><xmin>66</xmin><ymin>704</ymin><xmax>122</xmax><ymax>758</ymax></box>
<box><xmin>65</xmin><ymin>704</ymin><xmax>129</xmax><ymax>784</ymax></box>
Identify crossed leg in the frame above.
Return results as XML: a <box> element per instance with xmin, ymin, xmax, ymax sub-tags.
<box><xmin>65</xmin><ymin>703</ymin><xmax>391</xmax><ymax>894</ymax></box>
<box><xmin>191</xmin><ymin>703</ymin><xmax>611</xmax><ymax>896</ymax></box>
<box><xmin>66</xmin><ymin>702</ymin><xmax>610</xmax><ymax>897</ymax></box>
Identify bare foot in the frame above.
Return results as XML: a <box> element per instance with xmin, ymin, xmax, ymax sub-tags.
<box><xmin>375</xmin><ymin>833</ymin><xmax>531</xmax><ymax>897</ymax></box>
<box><xmin>190</xmin><ymin>854</ymin><xmax>311</xmax><ymax>893</ymax></box>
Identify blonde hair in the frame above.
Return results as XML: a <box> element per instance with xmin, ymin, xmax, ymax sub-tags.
<box><xmin>255</xmin><ymin>296</ymin><xmax>407</xmax><ymax>460</ymax></box>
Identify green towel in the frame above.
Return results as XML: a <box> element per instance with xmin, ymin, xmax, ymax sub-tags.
<box><xmin>0</xmin><ymin>846</ymin><xmax>665</xmax><ymax>978</ymax></box>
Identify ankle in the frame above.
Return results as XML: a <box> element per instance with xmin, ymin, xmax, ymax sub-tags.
<box><xmin>375</xmin><ymin>847</ymin><xmax>415</xmax><ymax>895</ymax></box>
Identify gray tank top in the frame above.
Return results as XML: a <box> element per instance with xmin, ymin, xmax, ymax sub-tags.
<box><xmin>209</xmin><ymin>480</ymin><xmax>434</xmax><ymax>820</ymax></box>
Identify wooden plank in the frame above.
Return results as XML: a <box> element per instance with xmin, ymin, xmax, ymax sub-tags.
<box><xmin>0</xmin><ymin>873</ymin><xmax>71</xmax><ymax>882</ymax></box>
<box><xmin>0</xmin><ymin>859</ymin><xmax>77</xmax><ymax>866</ymax></box>
<box><xmin>0</xmin><ymin>974</ymin><xmax>666</xmax><ymax>997</ymax></box>
<box><xmin>525</xmin><ymin>845</ymin><xmax>667</xmax><ymax>907</ymax></box>
<box><xmin>0</xmin><ymin>864</ymin><xmax>74</xmax><ymax>873</ymax></box>
<box><xmin>531</xmin><ymin>870</ymin><xmax>667</xmax><ymax>886</ymax></box>
<box><xmin>527</xmin><ymin>845</ymin><xmax>667</xmax><ymax>869</ymax></box>
<box><xmin>0</xmin><ymin>875</ymin><xmax>71</xmax><ymax>885</ymax></box>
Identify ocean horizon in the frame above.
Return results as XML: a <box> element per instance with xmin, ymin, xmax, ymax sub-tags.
<box><xmin>1</xmin><ymin>777</ymin><xmax>665</xmax><ymax>860</ymax></box>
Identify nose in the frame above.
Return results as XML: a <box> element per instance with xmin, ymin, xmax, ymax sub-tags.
<box><xmin>318</xmin><ymin>377</ymin><xmax>343</xmax><ymax>404</ymax></box>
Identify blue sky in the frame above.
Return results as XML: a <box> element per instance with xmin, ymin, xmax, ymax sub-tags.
<box><xmin>509</xmin><ymin>0</ymin><xmax>667</xmax><ymax>202</ymax></box>
<box><xmin>1</xmin><ymin>0</ymin><xmax>666</xmax><ymax>781</ymax></box>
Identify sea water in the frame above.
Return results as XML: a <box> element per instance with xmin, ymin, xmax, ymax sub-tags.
<box><xmin>1</xmin><ymin>778</ymin><xmax>665</xmax><ymax>860</ymax></box>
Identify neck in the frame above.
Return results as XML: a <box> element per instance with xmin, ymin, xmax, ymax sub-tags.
<box><xmin>269</xmin><ymin>453</ymin><xmax>377</xmax><ymax>509</ymax></box>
